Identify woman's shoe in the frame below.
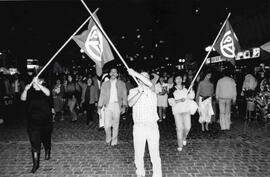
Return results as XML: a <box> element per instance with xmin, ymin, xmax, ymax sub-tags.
<box><xmin>31</xmin><ymin>151</ymin><xmax>40</xmax><ymax>173</ymax></box>
<box><xmin>183</xmin><ymin>140</ymin><xmax>187</xmax><ymax>146</ymax></box>
<box><xmin>177</xmin><ymin>147</ymin><xmax>183</xmax><ymax>151</ymax></box>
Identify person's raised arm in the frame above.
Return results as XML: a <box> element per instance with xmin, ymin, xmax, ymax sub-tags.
<box><xmin>151</xmin><ymin>73</ymin><xmax>159</xmax><ymax>85</ymax></box>
<box><xmin>127</xmin><ymin>69</ymin><xmax>152</xmax><ymax>87</ymax></box>
<box><xmin>128</xmin><ymin>86</ymin><xmax>144</xmax><ymax>107</ymax></box>
<box><xmin>20</xmin><ymin>84</ymin><xmax>32</xmax><ymax>101</ymax></box>
<box><xmin>33</xmin><ymin>78</ymin><xmax>50</xmax><ymax>96</ymax></box>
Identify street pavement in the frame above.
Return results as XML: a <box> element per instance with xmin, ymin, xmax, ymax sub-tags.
<box><xmin>0</xmin><ymin>105</ymin><xmax>270</xmax><ymax>177</ymax></box>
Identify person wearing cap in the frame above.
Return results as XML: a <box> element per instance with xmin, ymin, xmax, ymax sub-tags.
<box><xmin>21</xmin><ymin>77</ymin><xmax>53</xmax><ymax>173</ymax></box>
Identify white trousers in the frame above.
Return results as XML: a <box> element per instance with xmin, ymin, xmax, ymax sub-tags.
<box><xmin>218</xmin><ymin>98</ymin><xmax>232</xmax><ymax>130</ymax></box>
<box><xmin>104</xmin><ymin>102</ymin><xmax>120</xmax><ymax>145</ymax></box>
<box><xmin>133</xmin><ymin>123</ymin><xmax>162</xmax><ymax>177</ymax></box>
<box><xmin>173</xmin><ymin>113</ymin><xmax>191</xmax><ymax>148</ymax></box>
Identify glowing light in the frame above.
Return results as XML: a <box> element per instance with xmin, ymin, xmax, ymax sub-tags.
<box><xmin>137</xmin><ymin>35</ymin><xmax>141</xmax><ymax>39</ymax></box>
<box><xmin>205</xmin><ymin>46</ymin><xmax>215</xmax><ymax>52</ymax></box>
<box><xmin>80</xmin><ymin>49</ymin><xmax>84</xmax><ymax>53</ymax></box>
<box><xmin>121</xmin><ymin>36</ymin><xmax>125</xmax><ymax>39</ymax></box>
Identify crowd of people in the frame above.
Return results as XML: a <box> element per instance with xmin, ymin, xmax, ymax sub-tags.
<box><xmin>0</xmin><ymin>61</ymin><xmax>270</xmax><ymax>176</ymax></box>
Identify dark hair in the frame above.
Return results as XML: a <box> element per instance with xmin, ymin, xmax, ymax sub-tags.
<box><xmin>201</xmin><ymin>70</ymin><xmax>212</xmax><ymax>80</ymax></box>
<box><xmin>158</xmin><ymin>76</ymin><xmax>165</xmax><ymax>83</ymax></box>
<box><xmin>222</xmin><ymin>69</ymin><xmax>232</xmax><ymax>77</ymax></box>
<box><xmin>138</xmin><ymin>68</ymin><xmax>150</xmax><ymax>75</ymax></box>
<box><xmin>173</xmin><ymin>70</ymin><xmax>185</xmax><ymax>81</ymax></box>
<box><xmin>109</xmin><ymin>67</ymin><xmax>118</xmax><ymax>73</ymax></box>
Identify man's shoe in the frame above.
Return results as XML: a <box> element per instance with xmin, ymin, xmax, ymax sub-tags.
<box><xmin>177</xmin><ymin>147</ymin><xmax>183</xmax><ymax>152</ymax></box>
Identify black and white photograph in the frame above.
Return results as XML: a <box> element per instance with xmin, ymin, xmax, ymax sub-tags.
<box><xmin>0</xmin><ymin>0</ymin><xmax>270</xmax><ymax>176</ymax></box>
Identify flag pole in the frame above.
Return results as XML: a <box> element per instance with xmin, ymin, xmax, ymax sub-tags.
<box><xmin>187</xmin><ymin>12</ymin><xmax>231</xmax><ymax>93</ymax></box>
<box><xmin>30</xmin><ymin>8</ymin><xmax>99</xmax><ymax>85</ymax></box>
<box><xmin>80</xmin><ymin>0</ymin><xmax>140</xmax><ymax>85</ymax></box>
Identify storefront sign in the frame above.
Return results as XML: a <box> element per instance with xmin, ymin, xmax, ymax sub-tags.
<box><xmin>235</xmin><ymin>47</ymin><xmax>260</xmax><ymax>60</ymax></box>
<box><xmin>206</xmin><ymin>48</ymin><xmax>260</xmax><ymax>64</ymax></box>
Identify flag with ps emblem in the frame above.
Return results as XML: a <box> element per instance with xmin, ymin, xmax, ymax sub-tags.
<box><xmin>213</xmin><ymin>20</ymin><xmax>241</xmax><ymax>65</ymax></box>
<box><xmin>73</xmin><ymin>14</ymin><xmax>114</xmax><ymax>76</ymax></box>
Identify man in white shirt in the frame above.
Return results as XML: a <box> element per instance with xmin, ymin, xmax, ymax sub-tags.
<box><xmin>98</xmin><ymin>68</ymin><xmax>127</xmax><ymax>146</ymax></box>
<box><xmin>128</xmin><ymin>69</ymin><xmax>162</xmax><ymax>177</ymax></box>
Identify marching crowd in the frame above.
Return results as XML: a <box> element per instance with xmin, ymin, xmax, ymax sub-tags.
<box><xmin>0</xmin><ymin>61</ymin><xmax>270</xmax><ymax>176</ymax></box>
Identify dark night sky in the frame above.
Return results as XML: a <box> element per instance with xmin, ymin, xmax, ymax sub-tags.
<box><xmin>0</xmin><ymin>0</ymin><xmax>269</xmax><ymax>68</ymax></box>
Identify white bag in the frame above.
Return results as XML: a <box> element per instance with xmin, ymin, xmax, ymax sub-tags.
<box><xmin>99</xmin><ymin>107</ymin><xmax>105</xmax><ymax>128</ymax></box>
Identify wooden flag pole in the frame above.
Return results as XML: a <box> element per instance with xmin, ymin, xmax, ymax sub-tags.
<box><xmin>80</xmin><ymin>0</ymin><xmax>140</xmax><ymax>86</ymax></box>
<box><xmin>187</xmin><ymin>12</ymin><xmax>231</xmax><ymax>93</ymax></box>
<box><xmin>29</xmin><ymin>8</ymin><xmax>99</xmax><ymax>86</ymax></box>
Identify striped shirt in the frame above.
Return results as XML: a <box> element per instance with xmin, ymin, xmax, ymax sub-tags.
<box><xmin>128</xmin><ymin>87</ymin><xmax>159</xmax><ymax>125</ymax></box>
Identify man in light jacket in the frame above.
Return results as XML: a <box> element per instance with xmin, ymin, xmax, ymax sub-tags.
<box><xmin>215</xmin><ymin>70</ymin><xmax>237</xmax><ymax>130</ymax></box>
<box><xmin>97</xmin><ymin>67</ymin><xmax>127</xmax><ymax>146</ymax></box>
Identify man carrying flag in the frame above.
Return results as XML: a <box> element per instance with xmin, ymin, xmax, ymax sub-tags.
<box><xmin>213</xmin><ymin>20</ymin><xmax>241</xmax><ymax>65</ymax></box>
<box><xmin>73</xmin><ymin>13</ymin><xmax>114</xmax><ymax>76</ymax></box>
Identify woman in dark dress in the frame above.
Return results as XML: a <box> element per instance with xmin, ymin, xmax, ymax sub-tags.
<box><xmin>21</xmin><ymin>77</ymin><xmax>53</xmax><ymax>173</ymax></box>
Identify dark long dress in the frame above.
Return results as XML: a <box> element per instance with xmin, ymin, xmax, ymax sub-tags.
<box><xmin>26</xmin><ymin>88</ymin><xmax>53</xmax><ymax>152</ymax></box>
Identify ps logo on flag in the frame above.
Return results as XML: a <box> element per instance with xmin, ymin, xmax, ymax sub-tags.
<box><xmin>85</xmin><ymin>25</ymin><xmax>103</xmax><ymax>62</ymax></box>
<box><xmin>220</xmin><ymin>30</ymin><xmax>235</xmax><ymax>58</ymax></box>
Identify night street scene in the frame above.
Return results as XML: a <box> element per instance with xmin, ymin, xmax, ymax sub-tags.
<box><xmin>1</xmin><ymin>0</ymin><xmax>270</xmax><ymax>177</ymax></box>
